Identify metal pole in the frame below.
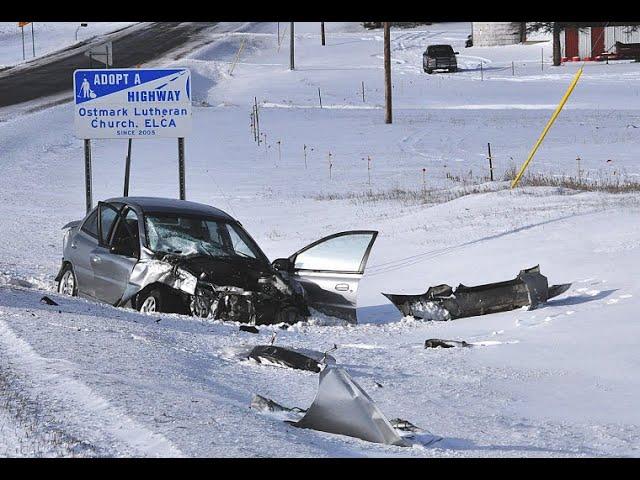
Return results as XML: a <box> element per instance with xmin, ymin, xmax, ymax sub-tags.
<box><xmin>321</xmin><ymin>22</ymin><xmax>326</xmax><ymax>46</ymax></box>
<box><xmin>124</xmin><ymin>138</ymin><xmax>132</xmax><ymax>196</ymax></box>
<box><xmin>487</xmin><ymin>142</ymin><xmax>494</xmax><ymax>181</ymax></box>
<box><xmin>178</xmin><ymin>138</ymin><xmax>186</xmax><ymax>200</ymax></box>
<box><xmin>84</xmin><ymin>139</ymin><xmax>93</xmax><ymax>213</ymax></box>
<box><xmin>289</xmin><ymin>22</ymin><xmax>295</xmax><ymax>70</ymax></box>
<box><xmin>21</xmin><ymin>26</ymin><xmax>25</xmax><ymax>61</ymax></box>
<box><xmin>31</xmin><ymin>23</ymin><xmax>35</xmax><ymax>58</ymax></box>
<box><xmin>383</xmin><ymin>22</ymin><xmax>392</xmax><ymax>124</ymax></box>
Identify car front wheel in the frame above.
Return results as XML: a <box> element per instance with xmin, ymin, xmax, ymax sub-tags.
<box><xmin>136</xmin><ymin>288</ymin><xmax>164</xmax><ymax>314</ymax></box>
<box><xmin>57</xmin><ymin>265</ymin><xmax>78</xmax><ymax>296</ymax></box>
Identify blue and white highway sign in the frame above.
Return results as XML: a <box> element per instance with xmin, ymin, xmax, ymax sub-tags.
<box><xmin>73</xmin><ymin>68</ymin><xmax>192</xmax><ymax>139</ymax></box>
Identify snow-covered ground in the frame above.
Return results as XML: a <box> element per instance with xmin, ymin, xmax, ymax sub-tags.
<box><xmin>0</xmin><ymin>22</ymin><xmax>639</xmax><ymax>457</ymax></box>
<box><xmin>0</xmin><ymin>22</ymin><xmax>136</xmax><ymax>69</ymax></box>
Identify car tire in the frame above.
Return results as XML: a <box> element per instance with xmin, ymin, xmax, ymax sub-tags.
<box><xmin>136</xmin><ymin>288</ymin><xmax>164</xmax><ymax>314</ymax></box>
<box><xmin>426</xmin><ymin>68</ymin><xmax>433</xmax><ymax>74</ymax></box>
<box><xmin>57</xmin><ymin>264</ymin><xmax>78</xmax><ymax>296</ymax></box>
<box><xmin>449</xmin><ymin>67</ymin><xmax>458</xmax><ymax>73</ymax></box>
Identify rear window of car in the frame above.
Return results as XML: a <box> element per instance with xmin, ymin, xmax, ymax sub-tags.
<box><xmin>81</xmin><ymin>208</ymin><xmax>99</xmax><ymax>238</ymax></box>
<box><xmin>428</xmin><ymin>45</ymin><xmax>454</xmax><ymax>56</ymax></box>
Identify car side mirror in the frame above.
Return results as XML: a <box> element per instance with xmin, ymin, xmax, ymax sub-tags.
<box><xmin>272</xmin><ymin>258</ymin><xmax>294</xmax><ymax>272</ymax></box>
<box><xmin>454</xmin><ymin>51</ymin><xmax>460</xmax><ymax>55</ymax></box>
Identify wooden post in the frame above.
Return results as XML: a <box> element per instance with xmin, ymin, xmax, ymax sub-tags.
<box><xmin>289</xmin><ymin>22</ymin><xmax>295</xmax><ymax>70</ymax></box>
<box><xmin>254</xmin><ymin>97</ymin><xmax>260</xmax><ymax>144</ymax></box>
<box><xmin>318</xmin><ymin>87</ymin><xmax>322</xmax><ymax>108</ymax></box>
<box><xmin>487</xmin><ymin>142</ymin><xmax>494</xmax><ymax>181</ymax></box>
<box><xmin>303</xmin><ymin>144</ymin><xmax>307</xmax><ymax>169</ymax></box>
<box><xmin>321</xmin><ymin>22</ymin><xmax>325</xmax><ymax>46</ymax></box>
<box><xmin>124</xmin><ymin>138</ymin><xmax>132</xmax><ymax>196</ymax></box>
<box><xmin>84</xmin><ymin>139</ymin><xmax>92</xmax><ymax>213</ymax></box>
<box><xmin>384</xmin><ymin>22</ymin><xmax>392</xmax><ymax>124</ymax></box>
<box><xmin>328</xmin><ymin>152</ymin><xmax>332</xmax><ymax>179</ymax></box>
<box><xmin>422</xmin><ymin>168</ymin><xmax>426</xmax><ymax>193</ymax></box>
<box><xmin>512</xmin><ymin>61</ymin><xmax>515</xmax><ymax>76</ymax></box>
<box><xmin>178</xmin><ymin>138</ymin><xmax>185</xmax><ymax>200</ymax></box>
<box><xmin>277</xmin><ymin>140</ymin><xmax>281</xmax><ymax>165</ymax></box>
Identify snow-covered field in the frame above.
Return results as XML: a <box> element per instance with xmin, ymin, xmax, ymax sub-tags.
<box><xmin>0</xmin><ymin>22</ymin><xmax>639</xmax><ymax>457</ymax></box>
<box><xmin>0</xmin><ymin>22</ymin><xmax>136</xmax><ymax>68</ymax></box>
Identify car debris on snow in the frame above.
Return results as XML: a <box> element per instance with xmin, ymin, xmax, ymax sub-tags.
<box><xmin>251</xmin><ymin>365</ymin><xmax>441</xmax><ymax>447</ymax></box>
<box><xmin>247</xmin><ymin>345</ymin><xmax>336</xmax><ymax>373</ymax></box>
<box><xmin>239</xmin><ymin>325</ymin><xmax>260</xmax><ymax>334</ymax></box>
<box><xmin>424</xmin><ymin>338</ymin><xmax>472</xmax><ymax>349</ymax></box>
<box><xmin>40</xmin><ymin>295</ymin><xmax>59</xmax><ymax>306</ymax></box>
<box><xmin>383</xmin><ymin>265</ymin><xmax>571</xmax><ymax>321</ymax></box>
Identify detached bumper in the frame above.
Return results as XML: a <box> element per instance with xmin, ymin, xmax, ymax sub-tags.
<box><xmin>383</xmin><ymin>265</ymin><xmax>571</xmax><ymax>320</ymax></box>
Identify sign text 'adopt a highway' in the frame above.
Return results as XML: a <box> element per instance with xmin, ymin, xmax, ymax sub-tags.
<box><xmin>73</xmin><ymin>68</ymin><xmax>192</xmax><ymax>139</ymax></box>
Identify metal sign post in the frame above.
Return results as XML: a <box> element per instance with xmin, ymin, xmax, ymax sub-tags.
<box><xmin>73</xmin><ymin>68</ymin><xmax>192</xmax><ymax>208</ymax></box>
<box><xmin>178</xmin><ymin>138</ymin><xmax>186</xmax><ymax>200</ymax></box>
<box><xmin>123</xmin><ymin>138</ymin><xmax>132</xmax><ymax>196</ymax></box>
<box><xmin>84</xmin><ymin>139</ymin><xmax>92</xmax><ymax>213</ymax></box>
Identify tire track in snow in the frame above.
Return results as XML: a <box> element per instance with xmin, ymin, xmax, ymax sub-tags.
<box><xmin>0</xmin><ymin>319</ymin><xmax>184</xmax><ymax>457</ymax></box>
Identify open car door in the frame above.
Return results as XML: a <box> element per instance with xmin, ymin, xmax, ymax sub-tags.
<box><xmin>288</xmin><ymin>231</ymin><xmax>378</xmax><ymax>323</ymax></box>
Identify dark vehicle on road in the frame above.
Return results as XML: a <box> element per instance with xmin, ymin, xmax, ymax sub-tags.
<box><xmin>423</xmin><ymin>44</ymin><xmax>459</xmax><ymax>74</ymax></box>
<box><xmin>55</xmin><ymin>197</ymin><xmax>377</xmax><ymax>325</ymax></box>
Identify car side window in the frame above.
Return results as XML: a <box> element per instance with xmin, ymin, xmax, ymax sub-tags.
<box><xmin>81</xmin><ymin>208</ymin><xmax>99</xmax><ymax>238</ymax></box>
<box><xmin>110</xmin><ymin>208</ymin><xmax>140</xmax><ymax>258</ymax></box>
<box><xmin>99</xmin><ymin>204</ymin><xmax>119</xmax><ymax>245</ymax></box>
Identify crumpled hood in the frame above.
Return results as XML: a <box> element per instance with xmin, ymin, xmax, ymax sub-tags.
<box><xmin>169</xmin><ymin>255</ymin><xmax>272</xmax><ymax>289</ymax></box>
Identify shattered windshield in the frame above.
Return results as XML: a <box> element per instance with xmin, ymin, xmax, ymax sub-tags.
<box><xmin>144</xmin><ymin>213</ymin><xmax>261</xmax><ymax>260</ymax></box>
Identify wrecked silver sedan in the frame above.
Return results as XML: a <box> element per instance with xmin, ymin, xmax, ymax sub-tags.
<box><xmin>55</xmin><ymin>197</ymin><xmax>377</xmax><ymax>324</ymax></box>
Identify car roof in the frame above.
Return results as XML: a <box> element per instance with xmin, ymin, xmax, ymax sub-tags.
<box><xmin>104</xmin><ymin>196</ymin><xmax>235</xmax><ymax>222</ymax></box>
<box><xmin>427</xmin><ymin>44</ymin><xmax>453</xmax><ymax>49</ymax></box>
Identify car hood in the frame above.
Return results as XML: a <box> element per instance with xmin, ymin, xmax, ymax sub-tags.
<box><xmin>165</xmin><ymin>254</ymin><xmax>272</xmax><ymax>290</ymax></box>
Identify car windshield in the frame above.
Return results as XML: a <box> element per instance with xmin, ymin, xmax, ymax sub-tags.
<box><xmin>144</xmin><ymin>213</ymin><xmax>262</xmax><ymax>260</ymax></box>
<box><xmin>428</xmin><ymin>45</ymin><xmax>454</xmax><ymax>56</ymax></box>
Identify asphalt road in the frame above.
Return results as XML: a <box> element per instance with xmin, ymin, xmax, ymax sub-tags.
<box><xmin>0</xmin><ymin>22</ymin><xmax>215</xmax><ymax>109</ymax></box>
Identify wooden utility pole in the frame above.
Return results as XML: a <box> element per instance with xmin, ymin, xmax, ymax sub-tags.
<box><xmin>321</xmin><ymin>22</ymin><xmax>326</xmax><ymax>45</ymax></box>
<box><xmin>290</xmin><ymin>22</ymin><xmax>295</xmax><ymax>70</ymax></box>
<box><xmin>384</xmin><ymin>22</ymin><xmax>392</xmax><ymax>124</ymax></box>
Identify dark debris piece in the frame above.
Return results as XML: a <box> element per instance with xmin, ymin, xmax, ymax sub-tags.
<box><xmin>248</xmin><ymin>345</ymin><xmax>324</xmax><ymax>373</ymax></box>
<box><xmin>40</xmin><ymin>296</ymin><xmax>59</xmax><ymax>306</ymax></box>
<box><xmin>424</xmin><ymin>338</ymin><xmax>472</xmax><ymax>349</ymax></box>
<box><xmin>239</xmin><ymin>325</ymin><xmax>260</xmax><ymax>334</ymax></box>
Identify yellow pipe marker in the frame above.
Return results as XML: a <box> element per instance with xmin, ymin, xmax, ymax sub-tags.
<box><xmin>511</xmin><ymin>67</ymin><xmax>584</xmax><ymax>189</ymax></box>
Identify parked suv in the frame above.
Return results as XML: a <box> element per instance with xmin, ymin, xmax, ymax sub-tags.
<box><xmin>423</xmin><ymin>44</ymin><xmax>459</xmax><ymax>74</ymax></box>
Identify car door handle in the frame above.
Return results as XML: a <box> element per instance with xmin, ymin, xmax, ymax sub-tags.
<box><xmin>335</xmin><ymin>283</ymin><xmax>349</xmax><ymax>292</ymax></box>
<box><xmin>90</xmin><ymin>255</ymin><xmax>102</xmax><ymax>264</ymax></box>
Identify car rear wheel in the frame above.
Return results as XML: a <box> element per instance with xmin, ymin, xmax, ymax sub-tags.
<box><xmin>137</xmin><ymin>288</ymin><xmax>163</xmax><ymax>314</ymax></box>
<box><xmin>426</xmin><ymin>68</ymin><xmax>433</xmax><ymax>74</ymax></box>
<box><xmin>57</xmin><ymin>265</ymin><xmax>77</xmax><ymax>296</ymax></box>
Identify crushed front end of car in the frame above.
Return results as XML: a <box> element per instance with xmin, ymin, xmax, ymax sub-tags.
<box><xmin>118</xmin><ymin>252</ymin><xmax>310</xmax><ymax>325</ymax></box>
